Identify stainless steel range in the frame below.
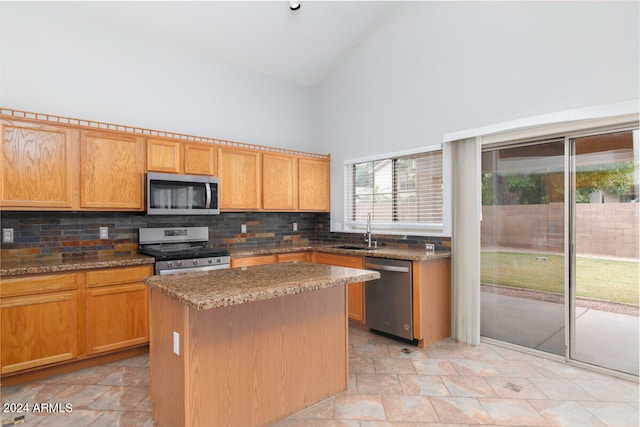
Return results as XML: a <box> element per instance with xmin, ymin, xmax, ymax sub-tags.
<box><xmin>138</xmin><ymin>227</ymin><xmax>230</xmax><ymax>275</ymax></box>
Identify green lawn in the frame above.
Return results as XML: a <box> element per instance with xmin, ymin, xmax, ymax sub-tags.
<box><xmin>481</xmin><ymin>251</ymin><xmax>639</xmax><ymax>305</ymax></box>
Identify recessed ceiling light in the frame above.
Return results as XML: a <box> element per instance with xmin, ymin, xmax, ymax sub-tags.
<box><xmin>289</xmin><ymin>1</ymin><xmax>301</xmax><ymax>11</ymax></box>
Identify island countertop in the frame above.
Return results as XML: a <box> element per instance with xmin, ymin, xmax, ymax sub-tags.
<box><xmin>143</xmin><ymin>261</ymin><xmax>380</xmax><ymax>310</ymax></box>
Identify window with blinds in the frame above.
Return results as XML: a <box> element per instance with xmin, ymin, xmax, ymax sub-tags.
<box><xmin>344</xmin><ymin>148</ymin><xmax>444</xmax><ymax>232</ymax></box>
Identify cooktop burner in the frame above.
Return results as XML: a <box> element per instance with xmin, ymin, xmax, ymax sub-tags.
<box><xmin>138</xmin><ymin>227</ymin><xmax>229</xmax><ymax>261</ymax></box>
<box><xmin>139</xmin><ymin>245</ymin><xmax>230</xmax><ymax>261</ymax></box>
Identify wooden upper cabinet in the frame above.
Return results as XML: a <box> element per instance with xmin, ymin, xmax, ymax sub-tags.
<box><xmin>1</xmin><ymin>111</ymin><xmax>329</xmax><ymax>212</ymax></box>
<box><xmin>184</xmin><ymin>143</ymin><xmax>217</xmax><ymax>176</ymax></box>
<box><xmin>147</xmin><ymin>138</ymin><xmax>182</xmax><ymax>173</ymax></box>
<box><xmin>147</xmin><ymin>139</ymin><xmax>217</xmax><ymax>176</ymax></box>
<box><xmin>298</xmin><ymin>157</ymin><xmax>330</xmax><ymax>211</ymax></box>
<box><xmin>218</xmin><ymin>147</ymin><xmax>261</xmax><ymax>210</ymax></box>
<box><xmin>80</xmin><ymin>131</ymin><xmax>144</xmax><ymax>210</ymax></box>
<box><xmin>1</xmin><ymin>120</ymin><xmax>79</xmax><ymax>209</ymax></box>
<box><xmin>262</xmin><ymin>153</ymin><xmax>297</xmax><ymax>211</ymax></box>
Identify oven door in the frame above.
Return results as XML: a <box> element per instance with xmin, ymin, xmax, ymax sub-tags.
<box><xmin>158</xmin><ymin>264</ymin><xmax>229</xmax><ymax>275</ymax></box>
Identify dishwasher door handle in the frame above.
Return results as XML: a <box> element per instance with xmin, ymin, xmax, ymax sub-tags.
<box><xmin>365</xmin><ymin>263</ymin><xmax>410</xmax><ymax>273</ymax></box>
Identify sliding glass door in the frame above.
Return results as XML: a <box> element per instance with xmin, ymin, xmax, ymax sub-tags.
<box><xmin>480</xmin><ymin>141</ymin><xmax>566</xmax><ymax>356</ymax></box>
<box><xmin>481</xmin><ymin>128</ymin><xmax>639</xmax><ymax>376</ymax></box>
<box><xmin>570</xmin><ymin>130</ymin><xmax>639</xmax><ymax>375</ymax></box>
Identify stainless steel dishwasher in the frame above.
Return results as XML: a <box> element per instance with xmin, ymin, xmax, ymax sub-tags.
<box><xmin>364</xmin><ymin>257</ymin><xmax>416</xmax><ymax>343</ymax></box>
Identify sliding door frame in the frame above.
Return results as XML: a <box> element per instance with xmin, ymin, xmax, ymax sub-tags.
<box><xmin>479</xmin><ymin>117</ymin><xmax>639</xmax><ymax>378</ymax></box>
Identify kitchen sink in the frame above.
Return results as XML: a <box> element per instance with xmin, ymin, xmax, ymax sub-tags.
<box><xmin>333</xmin><ymin>245</ymin><xmax>377</xmax><ymax>251</ymax></box>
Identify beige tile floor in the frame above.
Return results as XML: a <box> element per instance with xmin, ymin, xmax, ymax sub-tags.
<box><xmin>2</xmin><ymin>328</ymin><xmax>638</xmax><ymax>427</ymax></box>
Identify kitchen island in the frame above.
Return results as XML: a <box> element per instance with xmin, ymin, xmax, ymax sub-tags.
<box><xmin>143</xmin><ymin>262</ymin><xmax>379</xmax><ymax>427</ymax></box>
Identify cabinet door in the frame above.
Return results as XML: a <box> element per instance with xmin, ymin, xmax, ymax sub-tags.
<box><xmin>184</xmin><ymin>143</ymin><xmax>217</xmax><ymax>176</ymax></box>
<box><xmin>298</xmin><ymin>158</ymin><xmax>330</xmax><ymax>211</ymax></box>
<box><xmin>147</xmin><ymin>138</ymin><xmax>182</xmax><ymax>173</ymax></box>
<box><xmin>218</xmin><ymin>147</ymin><xmax>261</xmax><ymax>210</ymax></box>
<box><xmin>263</xmin><ymin>153</ymin><xmax>297</xmax><ymax>210</ymax></box>
<box><xmin>1</xmin><ymin>291</ymin><xmax>78</xmax><ymax>374</ymax></box>
<box><xmin>1</xmin><ymin>121</ymin><xmax>78</xmax><ymax>209</ymax></box>
<box><xmin>86</xmin><ymin>283</ymin><xmax>149</xmax><ymax>354</ymax></box>
<box><xmin>314</xmin><ymin>253</ymin><xmax>365</xmax><ymax>322</ymax></box>
<box><xmin>80</xmin><ymin>131</ymin><xmax>144</xmax><ymax>210</ymax></box>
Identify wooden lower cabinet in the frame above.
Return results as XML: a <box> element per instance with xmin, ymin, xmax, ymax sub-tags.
<box><xmin>0</xmin><ymin>273</ymin><xmax>80</xmax><ymax>375</ymax></box>
<box><xmin>412</xmin><ymin>257</ymin><xmax>451</xmax><ymax>347</ymax></box>
<box><xmin>0</xmin><ymin>265</ymin><xmax>153</xmax><ymax>378</ymax></box>
<box><xmin>277</xmin><ymin>251</ymin><xmax>309</xmax><ymax>263</ymax></box>
<box><xmin>231</xmin><ymin>254</ymin><xmax>277</xmax><ymax>268</ymax></box>
<box><xmin>313</xmin><ymin>253</ymin><xmax>365</xmax><ymax>324</ymax></box>
<box><xmin>85</xmin><ymin>266</ymin><xmax>151</xmax><ymax>354</ymax></box>
<box><xmin>231</xmin><ymin>252</ymin><xmax>310</xmax><ymax>268</ymax></box>
<box><xmin>86</xmin><ymin>284</ymin><xmax>149</xmax><ymax>354</ymax></box>
<box><xmin>1</xmin><ymin>291</ymin><xmax>78</xmax><ymax>375</ymax></box>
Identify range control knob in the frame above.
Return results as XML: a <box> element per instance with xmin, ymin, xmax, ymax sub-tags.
<box><xmin>177</xmin><ymin>261</ymin><xmax>183</xmax><ymax>267</ymax></box>
<box><xmin>208</xmin><ymin>258</ymin><xmax>214</xmax><ymax>264</ymax></box>
<box><xmin>167</xmin><ymin>262</ymin><xmax>173</xmax><ymax>269</ymax></box>
<box><xmin>193</xmin><ymin>259</ymin><xmax>199</xmax><ymax>266</ymax></box>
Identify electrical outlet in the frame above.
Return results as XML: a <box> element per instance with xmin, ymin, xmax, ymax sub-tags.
<box><xmin>99</xmin><ymin>227</ymin><xmax>108</xmax><ymax>239</ymax></box>
<box><xmin>241</xmin><ymin>224</ymin><xmax>247</xmax><ymax>233</ymax></box>
<box><xmin>173</xmin><ymin>331</ymin><xmax>180</xmax><ymax>356</ymax></box>
<box><xmin>2</xmin><ymin>228</ymin><xmax>14</xmax><ymax>243</ymax></box>
<box><xmin>292</xmin><ymin>222</ymin><xmax>298</xmax><ymax>232</ymax></box>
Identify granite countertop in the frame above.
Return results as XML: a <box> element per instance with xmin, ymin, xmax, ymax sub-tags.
<box><xmin>0</xmin><ymin>243</ymin><xmax>449</xmax><ymax>277</ymax></box>
<box><xmin>231</xmin><ymin>242</ymin><xmax>451</xmax><ymax>262</ymax></box>
<box><xmin>144</xmin><ymin>261</ymin><xmax>380</xmax><ymax>310</ymax></box>
<box><xmin>0</xmin><ymin>253</ymin><xmax>155</xmax><ymax>277</ymax></box>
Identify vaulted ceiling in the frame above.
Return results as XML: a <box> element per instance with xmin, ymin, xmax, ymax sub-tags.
<box><xmin>53</xmin><ymin>1</ymin><xmax>396</xmax><ymax>86</ymax></box>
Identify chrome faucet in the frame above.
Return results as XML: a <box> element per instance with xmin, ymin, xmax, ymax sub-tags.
<box><xmin>364</xmin><ymin>213</ymin><xmax>375</xmax><ymax>248</ymax></box>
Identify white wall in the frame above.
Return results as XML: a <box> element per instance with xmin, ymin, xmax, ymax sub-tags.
<box><xmin>319</xmin><ymin>1</ymin><xmax>639</xmax><ymax>231</ymax></box>
<box><xmin>0</xmin><ymin>2</ymin><xmax>317</xmax><ymax>151</ymax></box>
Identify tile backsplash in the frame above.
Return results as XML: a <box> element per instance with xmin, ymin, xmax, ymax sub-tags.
<box><xmin>0</xmin><ymin>211</ymin><xmax>450</xmax><ymax>261</ymax></box>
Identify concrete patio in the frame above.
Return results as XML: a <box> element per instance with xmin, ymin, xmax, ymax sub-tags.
<box><xmin>481</xmin><ymin>292</ymin><xmax>639</xmax><ymax>376</ymax></box>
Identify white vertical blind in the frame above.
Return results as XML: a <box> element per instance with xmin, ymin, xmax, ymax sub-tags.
<box><xmin>450</xmin><ymin>137</ymin><xmax>481</xmax><ymax>345</ymax></box>
<box><xmin>344</xmin><ymin>150</ymin><xmax>443</xmax><ymax>228</ymax></box>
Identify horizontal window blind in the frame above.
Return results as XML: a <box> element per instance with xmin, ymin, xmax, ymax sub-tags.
<box><xmin>344</xmin><ymin>149</ymin><xmax>444</xmax><ymax>228</ymax></box>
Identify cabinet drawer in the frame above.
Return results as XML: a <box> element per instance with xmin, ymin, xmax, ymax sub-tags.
<box><xmin>231</xmin><ymin>255</ymin><xmax>277</xmax><ymax>268</ymax></box>
<box><xmin>277</xmin><ymin>252</ymin><xmax>309</xmax><ymax>263</ymax></box>
<box><xmin>1</xmin><ymin>273</ymin><xmax>79</xmax><ymax>298</ymax></box>
<box><xmin>85</xmin><ymin>265</ymin><xmax>153</xmax><ymax>287</ymax></box>
<box><xmin>314</xmin><ymin>253</ymin><xmax>363</xmax><ymax>269</ymax></box>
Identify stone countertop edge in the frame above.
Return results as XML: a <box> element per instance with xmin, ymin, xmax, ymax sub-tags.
<box><xmin>232</xmin><ymin>243</ymin><xmax>451</xmax><ymax>262</ymax></box>
<box><xmin>0</xmin><ymin>254</ymin><xmax>155</xmax><ymax>277</ymax></box>
<box><xmin>0</xmin><ymin>244</ymin><xmax>450</xmax><ymax>277</ymax></box>
<box><xmin>144</xmin><ymin>262</ymin><xmax>380</xmax><ymax>311</ymax></box>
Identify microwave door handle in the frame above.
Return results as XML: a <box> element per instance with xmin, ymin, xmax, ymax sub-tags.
<box><xmin>205</xmin><ymin>183</ymin><xmax>212</xmax><ymax>209</ymax></box>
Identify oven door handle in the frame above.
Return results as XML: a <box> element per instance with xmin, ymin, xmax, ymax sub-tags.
<box><xmin>159</xmin><ymin>264</ymin><xmax>229</xmax><ymax>275</ymax></box>
<box><xmin>204</xmin><ymin>183</ymin><xmax>212</xmax><ymax>209</ymax></box>
<box><xmin>364</xmin><ymin>263</ymin><xmax>410</xmax><ymax>273</ymax></box>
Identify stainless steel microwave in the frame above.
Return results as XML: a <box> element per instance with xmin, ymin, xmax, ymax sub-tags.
<box><xmin>146</xmin><ymin>172</ymin><xmax>220</xmax><ymax>215</ymax></box>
